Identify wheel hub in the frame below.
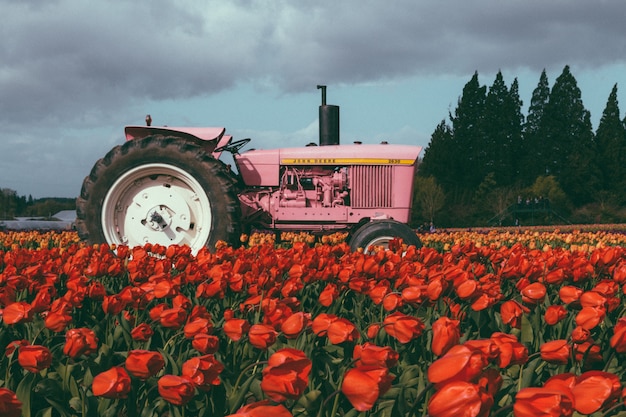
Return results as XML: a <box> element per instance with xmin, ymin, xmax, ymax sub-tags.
<box><xmin>147</xmin><ymin>206</ymin><xmax>172</xmax><ymax>231</ymax></box>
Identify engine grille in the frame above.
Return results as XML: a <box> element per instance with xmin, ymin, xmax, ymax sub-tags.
<box><xmin>350</xmin><ymin>165</ymin><xmax>393</xmax><ymax>208</ymax></box>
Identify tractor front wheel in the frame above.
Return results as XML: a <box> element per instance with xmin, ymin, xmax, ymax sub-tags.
<box><xmin>348</xmin><ymin>220</ymin><xmax>422</xmax><ymax>252</ymax></box>
<box><xmin>76</xmin><ymin>135</ymin><xmax>241</xmax><ymax>253</ymax></box>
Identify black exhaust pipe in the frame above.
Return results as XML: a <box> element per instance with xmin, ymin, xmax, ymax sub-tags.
<box><xmin>317</xmin><ymin>85</ymin><xmax>340</xmax><ymax>146</ymax></box>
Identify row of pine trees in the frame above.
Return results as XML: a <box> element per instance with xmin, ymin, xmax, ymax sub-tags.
<box><xmin>415</xmin><ymin>66</ymin><xmax>626</xmax><ymax>227</ymax></box>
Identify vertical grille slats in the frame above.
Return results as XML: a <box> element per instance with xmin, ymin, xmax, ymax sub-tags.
<box><xmin>351</xmin><ymin>165</ymin><xmax>393</xmax><ymax>208</ymax></box>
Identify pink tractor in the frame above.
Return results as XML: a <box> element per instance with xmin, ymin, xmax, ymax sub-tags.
<box><xmin>76</xmin><ymin>86</ymin><xmax>423</xmax><ymax>253</ymax></box>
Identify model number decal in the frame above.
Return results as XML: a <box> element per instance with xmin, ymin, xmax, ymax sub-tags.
<box><xmin>281</xmin><ymin>158</ymin><xmax>413</xmax><ymax>165</ymax></box>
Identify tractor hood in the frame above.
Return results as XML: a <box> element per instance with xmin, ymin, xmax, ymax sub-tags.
<box><xmin>235</xmin><ymin>143</ymin><xmax>422</xmax><ymax>187</ymax></box>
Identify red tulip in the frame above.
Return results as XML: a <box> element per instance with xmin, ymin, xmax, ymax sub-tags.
<box><xmin>18</xmin><ymin>345</ymin><xmax>52</xmax><ymax>373</ymax></box>
<box><xmin>540</xmin><ymin>340</ymin><xmax>570</xmax><ymax>365</ymax></box>
<box><xmin>500</xmin><ymin>300</ymin><xmax>526</xmax><ymax>329</ymax></box>
<box><xmin>544</xmin><ymin>305</ymin><xmax>568</xmax><ymax>326</ymax></box>
<box><xmin>223</xmin><ymin>318</ymin><xmax>250</xmax><ymax>342</ymax></box>
<box><xmin>158</xmin><ymin>307</ymin><xmax>188</xmax><ymax>329</ymax></box>
<box><xmin>63</xmin><ymin>328</ymin><xmax>98</xmax><ymax>359</ymax></box>
<box><xmin>2</xmin><ymin>301</ymin><xmax>34</xmax><ymax>324</ymax></box>
<box><xmin>353</xmin><ymin>343</ymin><xmax>399</xmax><ymax>368</ymax></box>
<box><xmin>248</xmin><ymin>324</ymin><xmax>278</xmax><ymax>349</ymax></box>
<box><xmin>92</xmin><ymin>367</ymin><xmax>132</xmax><ymax>399</ymax></box>
<box><xmin>610</xmin><ymin>317</ymin><xmax>626</xmax><ymax>352</ymax></box>
<box><xmin>327</xmin><ymin>318</ymin><xmax>360</xmax><ymax>344</ymax></box>
<box><xmin>428</xmin><ymin>381</ymin><xmax>492</xmax><ymax>417</ymax></box>
<box><xmin>125</xmin><ymin>350</ymin><xmax>165</xmax><ymax>379</ymax></box>
<box><xmin>575</xmin><ymin>306</ymin><xmax>605</xmax><ymax>330</ymax></box>
<box><xmin>130</xmin><ymin>323</ymin><xmax>154</xmax><ymax>342</ymax></box>
<box><xmin>260</xmin><ymin>348</ymin><xmax>311</xmax><ymax>402</ymax></box>
<box><xmin>382</xmin><ymin>311</ymin><xmax>425</xmax><ymax>343</ymax></box>
<box><xmin>183</xmin><ymin>317</ymin><xmax>212</xmax><ymax>339</ymax></box>
<box><xmin>227</xmin><ymin>400</ymin><xmax>294</xmax><ymax>417</ymax></box>
<box><xmin>182</xmin><ymin>354</ymin><xmax>224</xmax><ymax>391</ymax></box>
<box><xmin>280</xmin><ymin>312</ymin><xmax>310</xmax><ymax>339</ymax></box>
<box><xmin>192</xmin><ymin>333</ymin><xmax>220</xmax><ymax>354</ymax></box>
<box><xmin>0</xmin><ymin>388</ymin><xmax>22</xmax><ymax>417</ymax></box>
<box><xmin>490</xmin><ymin>332</ymin><xmax>528</xmax><ymax>368</ymax></box>
<box><xmin>431</xmin><ymin>316</ymin><xmax>461</xmax><ymax>356</ymax></box>
<box><xmin>571</xmin><ymin>371</ymin><xmax>621</xmax><ymax>414</ymax></box>
<box><xmin>428</xmin><ymin>345</ymin><xmax>487</xmax><ymax>387</ymax></box>
<box><xmin>513</xmin><ymin>387</ymin><xmax>574</xmax><ymax>417</ymax></box>
<box><xmin>559</xmin><ymin>285</ymin><xmax>582</xmax><ymax>305</ymax></box>
<box><xmin>318</xmin><ymin>283</ymin><xmax>339</xmax><ymax>307</ymax></box>
<box><xmin>341</xmin><ymin>366</ymin><xmax>394</xmax><ymax>411</ymax></box>
<box><xmin>520</xmin><ymin>282</ymin><xmax>546</xmax><ymax>304</ymax></box>
<box><xmin>157</xmin><ymin>375</ymin><xmax>196</xmax><ymax>406</ymax></box>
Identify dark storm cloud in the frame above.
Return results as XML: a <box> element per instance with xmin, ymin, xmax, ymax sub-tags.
<box><xmin>2</xmin><ymin>0</ymin><xmax>625</xmax><ymax>129</ymax></box>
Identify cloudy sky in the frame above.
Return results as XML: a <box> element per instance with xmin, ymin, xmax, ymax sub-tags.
<box><xmin>2</xmin><ymin>0</ymin><xmax>625</xmax><ymax>198</ymax></box>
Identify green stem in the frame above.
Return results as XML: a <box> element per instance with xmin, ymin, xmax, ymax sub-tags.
<box><xmin>407</xmin><ymin>383</ymin><xmax>433</xmax><ymax>417</ymax></box>
<box><xmin>231</xmin><ymin>359</ymin><xmax>268</xmax><ymax>394</ymax></box>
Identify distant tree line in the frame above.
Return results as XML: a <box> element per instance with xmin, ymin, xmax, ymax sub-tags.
<box><xmin>412</xmin><ymin>65</ymin><xmax>626</xmax><ymax>228</ymax></box>
<box><xmin>0</xmin><ymin>188</ymin><xmax>75</xmax><ymax>220</ymax></box>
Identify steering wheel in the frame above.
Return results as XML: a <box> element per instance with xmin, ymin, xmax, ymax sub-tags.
<box><xmin>214</xmin><ymin>138</ymin><xmax>251</xmax><ymax>154</ymax></box>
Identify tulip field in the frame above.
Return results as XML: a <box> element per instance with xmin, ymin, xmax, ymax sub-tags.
<box><xmin>3</xmin><ymin>228</ymin><xmax>626</xmax><ymax>416</ymax></box>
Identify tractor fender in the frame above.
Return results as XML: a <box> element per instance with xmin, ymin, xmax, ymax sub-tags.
<box><xmin>124</xmin><ymin>126</ymin><xmax>232</xmax><ymax>157</ymax></box>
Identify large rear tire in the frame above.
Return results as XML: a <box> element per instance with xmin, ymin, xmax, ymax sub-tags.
<box><xmin>76</xmin><ymin>135</ymin><xmax>241</xmax><ymax>253</ymax></box>
<box><xmin>349</xmin><ymin>220</ymin><xmax>422</xmax><ymax>252</ymax></box>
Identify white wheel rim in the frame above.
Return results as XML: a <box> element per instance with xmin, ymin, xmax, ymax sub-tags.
<box><xmin>102</xmin><ymin>163</ymin><xmax>211</xmax><ymax>253</ymax></box>
<box><xmin>364</xmin><ymin>235</ymin><xmax>394</xmax><ymax>252</ymax></box>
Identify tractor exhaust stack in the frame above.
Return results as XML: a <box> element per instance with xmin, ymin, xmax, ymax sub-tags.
<box><xmin>317</xmin><ymin>85</ymin><xmax>340</xmax><ymax>146</ymax></box>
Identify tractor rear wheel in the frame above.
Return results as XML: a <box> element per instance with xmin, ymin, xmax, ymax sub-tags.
<box><xmin>349</xmin><ymin>220</ymin><xmax>421</xmax><ymax>252</ymax></box>
<box><xmin>76</xmin><ymin>135</ymin><xmax>241</xmax><ymax>253</ymax></box>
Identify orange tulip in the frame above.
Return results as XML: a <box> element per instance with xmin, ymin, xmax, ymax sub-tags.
<box><xmin>341</xmin><ymin>366</ymin><xmax>394</xmax><ymax>411</ymax></box>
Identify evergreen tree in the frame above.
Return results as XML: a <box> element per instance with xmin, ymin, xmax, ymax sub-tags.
<box><xmin>450</xmin><ymin>71</ymin><xmax>487</xmax><ymax>190</ymax></box>
<box><xmin>523</xmin><ymin>69</ymin><xmax>550</xmax><ymax>183</ymax></box>
<box><xmin>419</xmin><ymin>120</ymin><xmax>455</xmax><ymax>189</ymax></box>
<box><xmin>482</xmin><ymin>72</ymin><xmax>524</xmax><ymax>187</ymax></box>
<box><xmin>540</xmin><ymin>65</ymin><xmax>597</xmax><ymax>205</ymax></box>
<box><xmin>595</xmin><ymin>84</ymin><xmax>626</xmax><ymax>203</ymax></box>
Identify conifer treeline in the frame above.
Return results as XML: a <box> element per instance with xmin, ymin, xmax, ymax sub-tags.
<box><xmin>416</xmin><ymin>65</ymin><xmax>626</xmax><ymax>227</ymax></box>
